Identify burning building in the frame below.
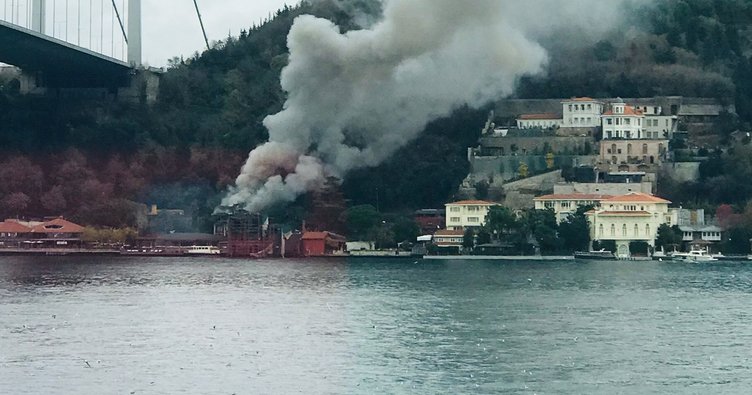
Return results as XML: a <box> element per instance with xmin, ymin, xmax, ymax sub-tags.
<box><xmin>214</xmin><ymin>209</ymin><xmax>276</xmax><ymax>258</ymax></box>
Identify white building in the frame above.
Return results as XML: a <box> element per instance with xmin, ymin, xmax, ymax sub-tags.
<box><xmin>533</xmin><ymin>193</ymin><xmax>613</xmax><ymax>223</ymax></box>
<box><xmin>602</xmin><ymin>100</ymin><xmax>646</xmax><ymax>139</ymax></box>
<box><xmin>433</xmin><ymin>229</ymin><xmax>465</xmax><ymax>249</ymax></box>
<box><xmin>562</xmin><ymin>97</ymin><xmax>603</xmax><ymax>128</ymax></box>
<box><xmin>445</xmin><ymin>200</ymin><xmax>497</xmax><ymax>230</ymax></box>
<box><xmin>587</xmin><ymin>192</ymin><xmax>676</xmax><ymax>257</ymax></box>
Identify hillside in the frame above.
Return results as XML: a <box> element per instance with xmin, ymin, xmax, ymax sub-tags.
<box><xmin>0</xmin><ymin>0</ymin><xmax>751</xmax><ymax>230</ymax></box>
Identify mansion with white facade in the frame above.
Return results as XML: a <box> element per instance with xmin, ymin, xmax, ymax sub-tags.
<box><xmin>534</xmin><ymin>191</ymin><xmax>677</xmax><ymax>257</ymax></box>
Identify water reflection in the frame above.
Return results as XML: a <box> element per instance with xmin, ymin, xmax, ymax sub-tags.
<box><xmin>3</xmin><ymin>257</ymin><xmax>752</xmax><ymax>393</ymax></box>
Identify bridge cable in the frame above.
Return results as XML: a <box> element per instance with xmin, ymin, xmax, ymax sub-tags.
<box><xmin>193</xmin><ymin>0</ymin><xmax>210</xmax><ymax>51</ymax></box>
<box><xmin>89</xmin><ymin>0</ymin><xmax>92</xmax><ymax>47</ymax></box>
<box><xmin>65</xmin><ymin>0</ymin><xmax>68</xmax><ymax>41</ymax></box>
<box><xmin>109</xmin><ymin>0</ymin><xmax>126</xmax><ymax>43</ymax></box>
<box><xmin>77</xmin><ymin>0</ymin><xmax>81</xmax><ymax>45</ymax></box>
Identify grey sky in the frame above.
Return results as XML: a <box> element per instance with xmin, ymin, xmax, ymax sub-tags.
<box><xmin>142</xmin><ymin>0</ymin><xmax>294</xmax><ymax>66</ymax></box>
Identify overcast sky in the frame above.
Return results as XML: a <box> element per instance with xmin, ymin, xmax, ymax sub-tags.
<box><xmin>0</xmin><ymin>0</ymin><xmax>295</xmax><ymax>67</ymax></box>
<box><xmin>142</xmin><ymin>0</ymin><xmax>295</xmax><ymax>67</ymax></box>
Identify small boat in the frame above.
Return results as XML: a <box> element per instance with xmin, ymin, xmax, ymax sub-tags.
<box><xmin>186</xmin><ymin>245</ymin><xmax>221</xmax><ymax>255</ymax></box>
<box><xmin>574</xmin><ymin>250</ymin><xmax>616</xmax><ymax>260</ymax></box>
<box><xmin>672</xmin><ymin>248</ymin><xmax>717</xmax><ymax>263</ymax></box>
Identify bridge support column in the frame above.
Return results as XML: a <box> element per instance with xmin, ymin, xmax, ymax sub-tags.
<box><xmin>32</xmin><ymin>0</ymin><xmax>46</xmax><ymax>33</ymax></box>
<box><xmin>128</xmin><ymin>0</ymin><xmax>142</xmax><ymax>66</ymax></box>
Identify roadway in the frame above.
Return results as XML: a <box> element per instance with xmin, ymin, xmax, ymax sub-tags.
<box><xmin>0</xmin><ymin>20</ymin><xmax>132</xmax><ymax>88</ymax></box>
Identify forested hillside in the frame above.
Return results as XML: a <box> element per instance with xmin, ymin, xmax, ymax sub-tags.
<box><xmin>0</xmin><ymin>0</ymin><xmax>750</xmax><ymax>230</ymax></box>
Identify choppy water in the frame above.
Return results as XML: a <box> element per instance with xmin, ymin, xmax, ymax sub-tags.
<box><xmin>2</xmin><ymin>256</ymin><xmax>752</xmax><ymax>394</ymax></box>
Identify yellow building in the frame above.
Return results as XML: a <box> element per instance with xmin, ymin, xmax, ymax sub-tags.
<box><xmin>587</xmin><ymin>192</ymin><xmax>676</xmax><ymax>257</ymax></box>
<box><xmin>445</xmin><ymin>200</ymin><xmax>497</xmax><ymax>230</ymax></box>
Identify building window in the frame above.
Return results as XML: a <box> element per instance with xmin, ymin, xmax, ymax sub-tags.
<box><xmin>611</xmin><ymin>224</ymin><xmax>615</xmax><ymax>236</ymax></box>
<box><xmin>450</xmin><ymin>207</ymin><xmax>460</xmax><ymax>212</ymax></box>
<box><xmin>468</xmin><ymin>217</ymin><xmax>479</xmax><ymax>223</ymax></box>
<box><xmin>634</xmin><ymin>224</ymin><xmax>639</xmax><ymax>236</ymax></box>
<box><xmin>450</xmin><ymin>217</ymin><xmax>460</xmax><ymax>222</ymax></box>
<box><xmin>467</xmin><ymin>206</ymin><xmax>478</xmax><ymax>212</ymax></box>
<box><xmin>569</xmin><ymin>104</ymin><xmax>572</xmax><ymax>111</ymax></box>
<box><xmin>587</xmin><ymin>104</ymin><xmax>592</xmax><ymax>110</ymax></box>
<box><xmin>642</xmin><ymin>144</ymin><xmax>648</xmax><ymax>154</ymax></box>
<box><xmin>646</xmin><ymin>224</ymin><xmax>650</xmax><ymax>235</ymax></box>
<box><xmin>599</xmin><ymin>224</ymin><xmax>604</xmax><ymax>237</ymax></box>
<box><xmin>627</xmin><ymin>144</ymin><xmax>632</xmax><ymax>154</ymax></box>
<box><xmin>625</xmin><ymin>118</ymin><xmax>631</xmax><ymax>125</ymax></box>
<box><xmin>561</xmin><ymin>202</ymin><xmax>571</xmax><ymax>208</ymax></box>
<box><xmin>607</xmin><ymin>118</ymin><xmax>613</xmax><ymax>125</ymax></box>
<box><xmin>544</xmin><ymin>202</ymin><xmax>554</xmax><ymax>209</ymax></box>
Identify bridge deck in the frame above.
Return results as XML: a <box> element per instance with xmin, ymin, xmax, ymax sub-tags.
<box><xmin>0</xmin><ymin>20</ymin><xmax>132</xmax><ymax>88</ymax></box>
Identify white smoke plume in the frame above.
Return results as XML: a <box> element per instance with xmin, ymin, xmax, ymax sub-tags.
<box><xmin>222</xmin><ymin>0</ymin><xmax>630</xmax><ymax>212</ymax></box>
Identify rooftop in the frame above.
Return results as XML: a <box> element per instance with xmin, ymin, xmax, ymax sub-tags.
<box><xmin>519</xmin><ymin>113</ymin><xmax>561</xmax><ymax>120</ymax></box>
<box><xmin>445</xmin><ymin>200</ymin><xmax>497</xmax><ymax>206</ymax></box>
<box><xmin>601</xmin><ymin>192</ymin><xmax>671</xmax><ymax>204</ymax></box>
<box><xmin>534</xmin><ymin>193</ymin><xmax>614</xmax><ymax>201</ymax></box>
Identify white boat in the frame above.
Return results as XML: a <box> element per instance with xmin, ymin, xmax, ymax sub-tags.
<box><xmin>672</xmin><ymin>248</ymin><xmax>717</xmax><ymax>263</ymax></box>
<box><xmin>186</xmin><ymin>245</ymin><xmax>221</xmax><ymax>255</ymax></box>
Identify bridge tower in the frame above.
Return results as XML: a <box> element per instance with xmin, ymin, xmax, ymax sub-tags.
<box><xmin>128</xmin><ymin>0</ymin><xmax>142</xmax><ymax>66</ymax></box>
<box><xmin>31</xmin><ymin>0</ymin><xmax>46</xmax><ymax>34</ymax></box>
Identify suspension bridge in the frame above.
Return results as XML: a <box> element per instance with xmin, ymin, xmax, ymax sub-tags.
<box><xmin>0</xmin><ymin>0</ymin><xmax>140</xmax><ymax>89</ymax></box>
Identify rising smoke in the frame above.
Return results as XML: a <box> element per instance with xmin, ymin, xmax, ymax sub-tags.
<box><xmin>221</xmin><ymin>0</ymin><xmax>631</xmax><ymax>212</ymax></box>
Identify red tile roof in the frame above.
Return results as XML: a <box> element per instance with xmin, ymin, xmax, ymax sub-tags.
<box><xmin>519</xmin><ymin>113</ymin><xmax>561</xmax><ymax>120</ymax></box>
<box><xmin>534</xmin><ymin>193</ymin><xmax>613</xmax><ymax>201</ymax></box>
<box><xmin>603</xmin><ymin>105</ymin><xmax>644</xmax><ymax>116</ymax></box>
<box><xmin>0</xmin><ymin>221</ymin><xmax>32</xmax><ymax>233</ymax></box>
<box><xmin>445</xmin><ymin>200</ymin><xmax>497</xmax><ymax>206</ymax></box>
<box><xmin>568</xmin><ymin>97</ymin><xmax>596</xmax><ymax>102</ymax></box>
<box><xmin>601</xmin><ymin>192</ymin><xmax>670</xmax><ymax>204</ymax></box>
<box><xmin>30</xmin><ymin>218</ymin><xmax>85</xmax><ymax>234</ymax></box>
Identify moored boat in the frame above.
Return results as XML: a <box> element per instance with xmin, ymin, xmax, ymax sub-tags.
<box><xmin>186</xmin><ymin>245</ymin><xmax>221</xmax><ymax>255</ymax></box>
<box><xmin>574</xmin><ymin>250</ymin><xmax>616</xmax><ymax>260</ymax></box>
<box><xmin>672</xmin><ymin>248</ymin><xmax>717</xmax><ymax>263</ymax></box>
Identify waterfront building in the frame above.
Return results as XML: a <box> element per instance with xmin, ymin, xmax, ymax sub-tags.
<box><xmin>586</xmin><ymin>192</ymin><xmax>676</xmax><ymax>257</ymax></box>
<box><xmin>432</xmin><ymin>229</ymin><xmax>465</xmax><ymax>251</ymax></box>
<box><xmin>676</xmin><ymin>208</ymin><xmax>723</xmax><ymax>250</ymax></box>
<box><xmin>445</xmin><ymin>200</ymin><xmax>498</xmax><ymax>230</ymax></box>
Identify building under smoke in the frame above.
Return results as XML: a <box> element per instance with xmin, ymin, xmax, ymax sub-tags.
<box><xmin>214</xmin><ymin>208</ymin><xmax>275</xmax><ymax>257</ymax></box>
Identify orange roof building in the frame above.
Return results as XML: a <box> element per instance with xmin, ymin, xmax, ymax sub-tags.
<box><xmin>585</xmin><ymin>192</ymin><xmax>677</xmax><ymax>257</ymax></box>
